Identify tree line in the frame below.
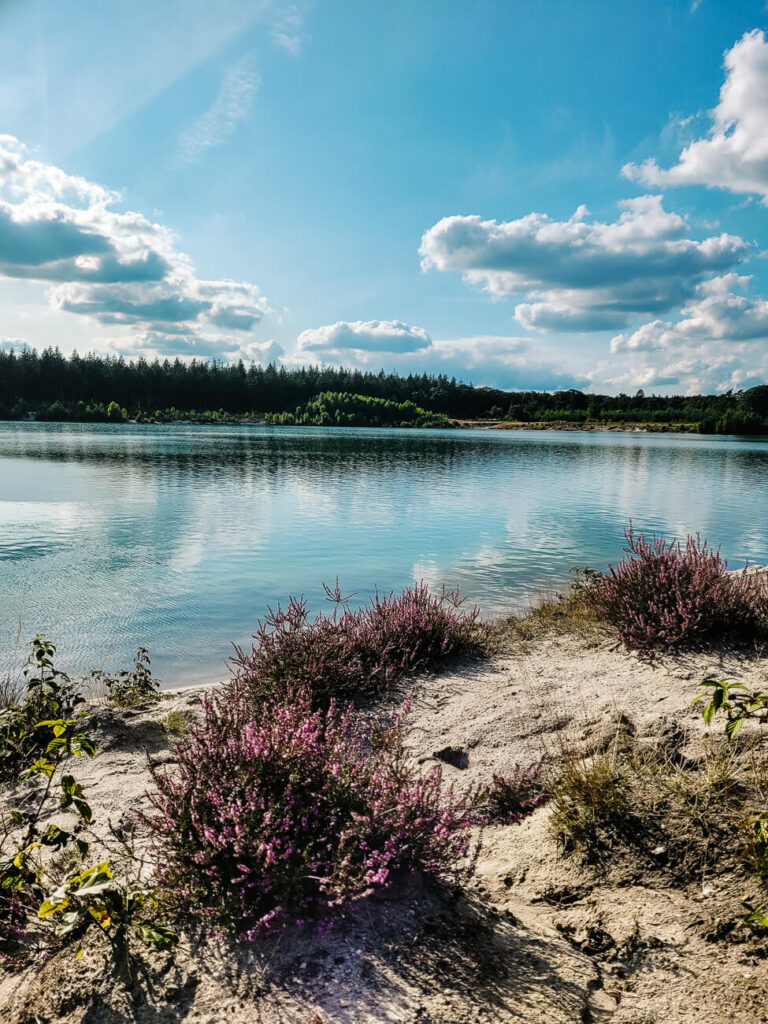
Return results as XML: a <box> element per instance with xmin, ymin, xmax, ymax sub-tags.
<box><xmin>1</xmin><ymin>346</ymin><xmax>768</xmax><ymax>433</ymax></box>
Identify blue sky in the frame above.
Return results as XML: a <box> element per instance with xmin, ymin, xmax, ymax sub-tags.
<box><xmin>3</xmin><ymin>0</ymin><xmax>768</xmax><ymax>393</ymax></box>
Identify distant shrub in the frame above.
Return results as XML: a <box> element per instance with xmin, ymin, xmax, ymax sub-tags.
<box><xmin>148</xmin><ymin>693</ymin><xmax>475</xmax><ymax>939</ymax></box>
<box><xmin>89</xmin><ymin>648</ymin><xmax>161</xmax><ymax>708</ymax></box>
<box><xmin>231</xmin><ymin>582</ymin><xmax>490</xmax><ymax>707</ymax></box>
<box><xmin>585</xmin><ymin>526</ymin><xmax>768</xmax><ymax>652</ymax></box>
<box><xmin>476</xmin><ymin>761</ymin><xmax>546</xmax><ymax>825</ymax></box>
<box><xmin>264</xmin><ymin>391</ymin><xmax>452</xmax><ymax>429</ymax></box>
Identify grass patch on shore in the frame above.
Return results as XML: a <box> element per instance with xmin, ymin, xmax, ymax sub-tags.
<box><xmin>550</xmin><ymin>727</ymin><xmax>764</xmax><ymax>884</ymax></box>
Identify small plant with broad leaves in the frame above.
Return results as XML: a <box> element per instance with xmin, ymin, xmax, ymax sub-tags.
<box><xmin>89</xmin><ymin>648</ymin><xmax>161</xmax><ymax>708</ymax></box>
<box><xmin>39</xmin><ymin>860</ymin><xmax>177</xmax><ymax>984</ymax></box>
<box><xmin>0</xmin><ymin>636</ymin><xmax>175</xmax><ymax>983</ymax></box>
<box><xmin>1</xmin><ymin>637</ymin><xmax>98</xmax><ymax>968</ymax></box>
<box><xmin>1</xmin><ymin>757</ymin><xmax>96</xmax><ymax>968</ymax></box>
<box><xmin>0</xmin><ymin>636</ymin><xmax>94</xmax><ymax>781</ymax></box>
<box><xmin>693</xmin><ymin>677</ymin><xmax>768</xmax><ymax>739</ymax></box>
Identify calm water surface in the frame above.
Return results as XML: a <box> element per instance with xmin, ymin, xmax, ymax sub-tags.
<box><xmin>1</xmin><ymin>422</ymin><xmax>768</xmax><ymax>686</ymax></box>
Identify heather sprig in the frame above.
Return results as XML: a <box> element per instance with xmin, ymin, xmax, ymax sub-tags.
<box><xmin>148</xmin><ymin>691</ymin><xmax>475</xmax><ymax>939</ymax></box>
<box><xmin>231</xmin><ymin>582</ymin><xmax>490</xmax><ymax>707</ymax></box>
<box><xmin>585</xmin><ymin>525</ymin><xmax>768</xmax><ymax>652</ymax></box>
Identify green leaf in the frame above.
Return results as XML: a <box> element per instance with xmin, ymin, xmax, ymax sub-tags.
<box><xmin>39</xmin><ymin>894</ymin><xmax>70</xmax><ymax>918</ymax></box>
<box><xmin>54</xmin><ymin>910</ymin><xmax>82</xmax><ymax>937</ymax></box>
<box><xmin>41</xmin><ymin>824</ymin><xmax>71</xmax><ymax>849</ymax></box>
<box><xmin>73</xmin><ymin>797</ymin><xmax>92</xmax><ymax>823</ymax></box>
<box><xmin>726</xmin><ymin>717</ymin><xmax>744</xmax><ymax>740</ymax></box>
<box><xmin>71</xmin><ymin>862</ymin><xmax>113</xmax><ymax>897</ymax></box>
<box><xmin>22</xmin><ymin>758</ymin><xmax>56</xmax><ymax>779</ymax></box>
<box><xmin>138</xmin><ymin>922</ymin><xmax>178</xmax><ymax>950</ymax></box>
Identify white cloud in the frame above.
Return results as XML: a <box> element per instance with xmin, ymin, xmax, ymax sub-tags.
<box><xmin>610</xmin><ymin>274</ymin><xmax>768</xmax><ymax>354</ymax></box>
<box><xmin>177</xmin><ymin>56</ymin><xmax>260</xmax><ymax>164</ymax></box>
<box><xmin>114</xmin><ymin>331</ymin><xmax>284</xmax><ymax>364</ymax></box>
<box><xmin>601</xmin><ymin>274</ymin><xmax>768</xmax><ymax>393</ymax></box>
<box><xmin>623</xmin><ymin>30</ymin><xmax>768</xmax><ymax>202</ymax></box>
<box><xmin>420</xmin><ymin>195</ymin><xmax>748</xmax><ymax>331</ymax></box>
<box><xmin>270</xmin><ymin>2</ymin><xmax>311</xmax><ymax>55</ymax></box>
<box><xmin>295</xmin><ymin>319</ymin><xmax>432</xmax><ymax>356</ymax></box>
<box><xmin>290</xmin><ymin>321</ymin><xmax>586</xmax><ymax>390</ymax></box>
<box><xmin>0</xmin><ymin>135</ymin><xmax>270</xmax><ymax>360</ymax></box>
<box><xmin>419</xmin><ymin>335</ymin><xmax>588</xmax><ymax>389</ymax></box>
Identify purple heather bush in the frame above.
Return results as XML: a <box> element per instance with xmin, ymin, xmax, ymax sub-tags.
<box><xmin>148</xmin><ymin>691</ymin><xmax>475</xmax><ymax>939</ymax></box>
<box><xmin>0</xmin><ymin>891</ymin><xmax>37</xmax><ymax>970</ymax></box>
<box><xmin>231</xmin><ymin>582</ymin><xmax>490</xmax><ymax>707</ymax></box>
<box><xmin>586</xmin><ymin>526</ymin><xmax>768</xmax><ymax>652</ymax></box>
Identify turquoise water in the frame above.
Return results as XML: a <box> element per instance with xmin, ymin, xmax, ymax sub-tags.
<box><xmin>1</xmin><ymin>422</ymin><xmax>768</xmax><ymax>687</ymax></box>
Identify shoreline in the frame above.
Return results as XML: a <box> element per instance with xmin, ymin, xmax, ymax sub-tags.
<box><xmin>460</xmin><ymin>418</ymin><xmax>699</xmax><ymax>433</ymax></box>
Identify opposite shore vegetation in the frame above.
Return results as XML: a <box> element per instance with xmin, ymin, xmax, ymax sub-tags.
<box><xmin>2</xmin><ymin>527</ymin><xmax>768</xmax><ymax>1020</ymax></box>
<box><xmin>3</xmin><ymin>346</ymin><xmax>768</xmax><ymax>432</ymax></box>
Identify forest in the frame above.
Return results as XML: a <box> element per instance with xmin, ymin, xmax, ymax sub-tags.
<box><xmin>1</xmin><ymin>345</ymin><xmax>768</xmax><ymax>433</ymax></box>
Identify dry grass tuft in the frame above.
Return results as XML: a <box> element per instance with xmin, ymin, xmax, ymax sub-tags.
<box><xmin>495</xmin><ymin>589</ymin><xmax>605</xmax><ymax>651</ymax></box>
<box><xmin>549</xmin><ymin>724</ymin><xmax>768</xmax><ymax>883</ymax></box>
<box><xmin>162</xmin><ymin>709</ymin><xmax>194</xmax><ymax>738</ymax></box>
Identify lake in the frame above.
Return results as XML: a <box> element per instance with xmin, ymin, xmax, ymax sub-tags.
<box><xmin>1</xmin><ymin>422</ymin><xmax>768</xmax><ymax>687</ymax></box>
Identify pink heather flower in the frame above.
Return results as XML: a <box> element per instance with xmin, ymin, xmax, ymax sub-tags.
<box><xmin>148</xmin><ymin>690</ymin><xmax>475</xmax><ymax>939</ymax></box>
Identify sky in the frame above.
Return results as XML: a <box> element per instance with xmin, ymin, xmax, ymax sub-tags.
<box><xmin>3</xmin><ymin>1</ymin><xmax>768</xmax><ymax>394</ymax></box>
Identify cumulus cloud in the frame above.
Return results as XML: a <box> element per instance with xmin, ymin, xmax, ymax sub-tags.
<box><xmin>610</xmin><ymin>274</ymin><xmax>768</xmax><ymax>353</ymax></box>
<box><xmin>596</xmin><ymin>350</ymin><xmax>766</xmax><ymax>396</ymax></box>
<box><xmin>177</xmin><ymin>56</ymin><xmax>260</xmax><ymax>164</ymax></box>
<box><xmin>0</xmin><ymin>135</ymin><xmax>270</xmax><ymax>359</ymax></box>
<box><xmin>600</xmin><ymin>274</ymin><xmax>768</xmax><ymax>394</ymax></box>
<box><xmin>623</xmin><ymin>30</ymin><xmax>768</xmax><ymax>202</ymax></box>
<box><xmin>290</xmin><ymin>321</ymin><xmax>586</xmax><ymax>390</ymax></box>
<box><xmin>115</xmin><ymin>331</ymin><xmax>284</xmax><ymax>364</ymax></box>
<box><xmin>295</xmin><ymin>319</ymin><xmax>432</xmax><ymax>356</ymax></box>
<box><xmin>420</xmin><ymin>195</ymin><xmax>748</xmax><ymax>331</ymax></box>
